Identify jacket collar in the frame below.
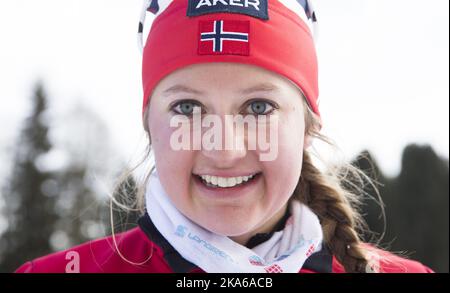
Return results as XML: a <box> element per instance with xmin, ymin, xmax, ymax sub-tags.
<box><xmin>138</xmin><ymin>212</ymin><xmax>333</xmax><ymax>273</ymax></box>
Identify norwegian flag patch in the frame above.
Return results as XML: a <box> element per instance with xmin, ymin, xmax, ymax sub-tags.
<box><xmin>187</xmin><ymin>0</ymin><xmax>269</xmax><ymax>20</ymax></box>
<box><xmin>198</xmin><ymin>19</ymin><xmax>250</xmax><ymax>56</ymax></box>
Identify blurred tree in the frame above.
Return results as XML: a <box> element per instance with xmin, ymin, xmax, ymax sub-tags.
<box><xmin>391</xmin><ymin>145</ymin><xmax>449</xmax><ymax>273</ymax></box>
<box><xmin>350</xmin><ymin>150</ymin><xmax>387</xmax><ymax>240</ymax></box>
<box><xmin>49</xmin><ymin>103</ymin><xmax>126</xmax><ymax>250</ymax></box>
<box><xmin>0</xmin><ymin>82</ymin><xmax>58</xmax><ymax>272</ymax></box>
<box><xmin>0</xmin><ymin>84</ymin><xmax>135</xmax><ymax>272</ymax></box>
<box><xmin>352</xmin><ymin>145</ymin><xmax>449</xmax><ymax>273</ymax></box>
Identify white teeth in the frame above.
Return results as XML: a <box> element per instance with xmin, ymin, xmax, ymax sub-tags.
<box><xmin>227</xmin><ymin>177</ymin><xmax>237</xmax><ymax>186</ymax></box>
<box><xmin>199</xmin><ymin>174</ymin><xmax>257</xmax><ymax>188</ymax></box>
<box><xmin>218</xmin><ymin>177</ymin><xmax>227</xmax><ymax>188</ymax></box>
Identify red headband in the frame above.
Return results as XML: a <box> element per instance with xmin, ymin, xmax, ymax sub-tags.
<box><xmin>142</xmin><ymin>0</ymin><xmax>319</xmax><ymax>118</ymax></box>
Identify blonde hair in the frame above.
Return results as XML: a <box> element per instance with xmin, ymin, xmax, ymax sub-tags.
<box><xmin>297</xmin><ymin>99</ymin><xmax>385</xmax><ymax>272</ymax></box>
<box><xmin>109</xmin><ymin>96</ymin><xmax>385</xmax><ymax>272</ymax></box>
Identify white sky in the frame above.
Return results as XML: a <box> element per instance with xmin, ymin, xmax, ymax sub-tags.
<box><xmin>0</xmin><ymin>0</ymin><xmax>448</xmax><ymax>178</ymax></box>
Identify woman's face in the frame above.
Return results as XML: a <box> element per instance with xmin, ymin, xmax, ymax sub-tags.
<box><xmin>147</xmin><ymin>62</ymin><xmax>310</xmax><ymax>242</ymax></box>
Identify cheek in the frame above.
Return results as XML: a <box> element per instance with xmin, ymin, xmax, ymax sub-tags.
<box><xmin>148</xmin><ymin>114</ymin><xmax>194</xmax><ymax>203</ymax></box>
<box><xmin>261</xmin><ymin>115</ymin><xmax>305</xmax><ymax>200</ymax></box>
<box><xmin>278</xmin><ymin>117</ymin><xmax>305</xmax><ymax>160</ymax></box>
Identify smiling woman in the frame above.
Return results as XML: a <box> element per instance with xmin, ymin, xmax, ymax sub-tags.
<box><xmin>147</xmin><ymin>62</ymin><xmax>306</xmax><ymax>245</ymax></box>
<box><xmin>14</xmin><ymin>0</ymin><xmax>435</xmax><ymax>273</ymax></box>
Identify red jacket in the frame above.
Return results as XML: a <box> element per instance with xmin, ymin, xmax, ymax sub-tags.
<box><xmin>15</xmin><ymin>213</ymin><xmax>434</xmax><ymax>273</ymax></box>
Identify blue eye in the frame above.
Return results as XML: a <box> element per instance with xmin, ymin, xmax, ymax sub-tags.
<box><xmin>172</xmin><ymin>101</ymin><xmax>202</xmax><ymax>116</ymax></box>
<box><xmin>246</xmin><ymin>100</ymin><xmax>275</xmax><ymax>115</ymax></box>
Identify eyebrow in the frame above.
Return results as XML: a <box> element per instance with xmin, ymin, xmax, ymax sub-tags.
<box><xmin>240</xmin><ymin>82</ymin><xmax>280</xmax><ymax>94</ymax></box>
<box><xmin>162</xmin><ymin>84</ymin><xmax>205</xmax><ymax>96</ymax></box>
<box><xmin>162</xmin><ymin>82</ymin><xmax>280</xmax><ymax>96</ymax></box>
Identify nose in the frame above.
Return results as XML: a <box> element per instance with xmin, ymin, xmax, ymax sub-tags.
<box><xmin>201</xmin><ymin>115</ymin><xmax>247</xmax><ymax>167</ymax></box>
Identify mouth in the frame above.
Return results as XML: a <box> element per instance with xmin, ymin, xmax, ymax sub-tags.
<box><xmin>194</xmin><ymin>173</ymin><xmax>262</xmax><ymax>189</ymax></box>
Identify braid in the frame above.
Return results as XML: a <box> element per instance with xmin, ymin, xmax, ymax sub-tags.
<box><xmin>294</xmin><ymin>151</ymin><xmax>369</xmax><ymax>273</ymax></box>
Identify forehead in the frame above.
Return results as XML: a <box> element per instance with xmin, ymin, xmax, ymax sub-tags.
<box><xmin>153</xmin><ymin>62</ymin><xmax>303</xmax><ymax>97</ymax></box>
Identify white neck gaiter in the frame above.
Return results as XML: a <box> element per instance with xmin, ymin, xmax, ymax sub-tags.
<box><xmin>145</xmin><ymin>170</ymin><xmax>324</xmax><ymax>273</ymax></box>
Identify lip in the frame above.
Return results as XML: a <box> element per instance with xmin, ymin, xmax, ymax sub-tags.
<box><xmin>192</xmin><ymin>172</ymin><xmax>262</xmax><ymax>199</ymax></box>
